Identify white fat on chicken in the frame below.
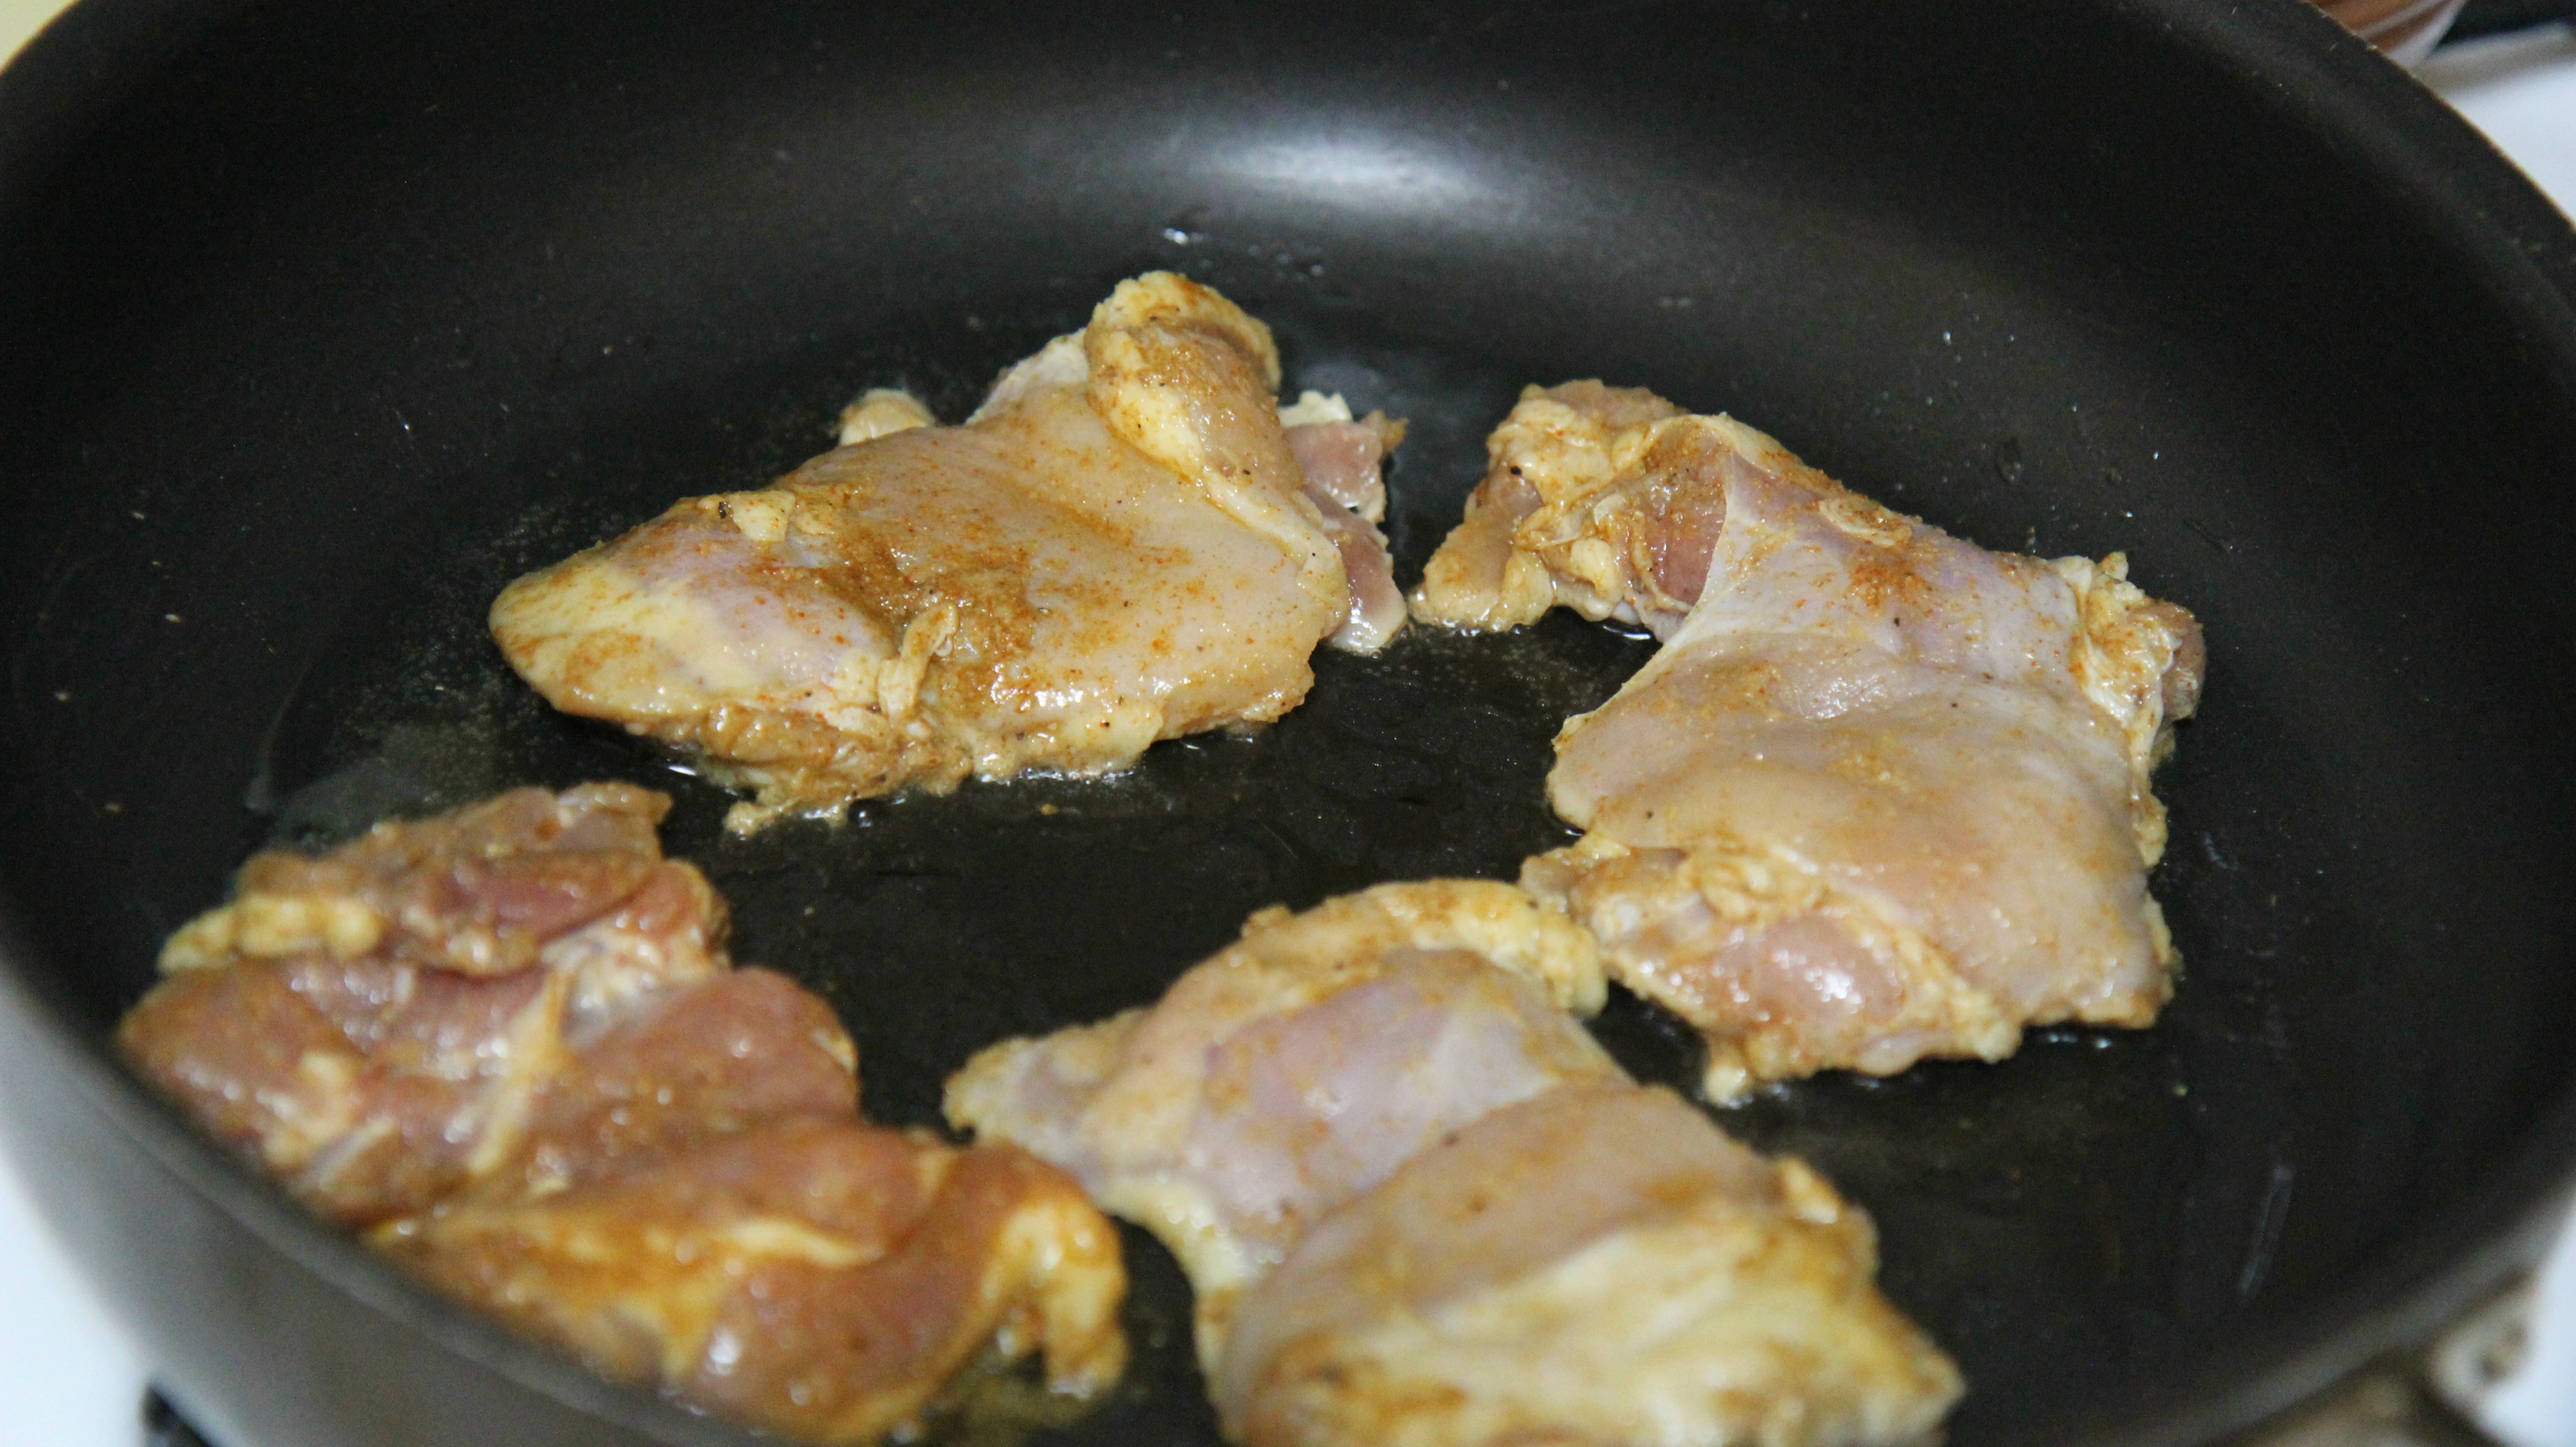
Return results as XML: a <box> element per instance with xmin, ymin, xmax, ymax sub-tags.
<box><xmin>946</xmin><ymin>882</ymin><xmax>1962</xmax><ymax>1447</ymax></box>
<box><xmin>1416</xmin><ymin>383</ymin><xmax>2206</xmax><ymax>1100</ymax></box>
<box><xmin>491</xmin><ymin>274</ymin><xmax>1403</xmax><ymax>833</ymax></box>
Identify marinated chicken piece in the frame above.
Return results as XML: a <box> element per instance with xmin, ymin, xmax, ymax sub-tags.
<box><xmin>492</xmin><ymin>274</ymin><xmax>1405</xmax><ymax>832</ymax></box>
<box><xmin>949</xmin><ymin>885</ymin><xmax>1960</xmax><ymax>1446</ymax></box>
<box><xmin>1411</xmin><ymin>381</ymin><xmax>1692</xmax><ymax>635</ymax></box>
<box><xmin>383</xmin><ymin>1117</ymin><xmax>1127</xmax><ymax>1446</ymax></box>
<box><xmin>954</xmin><ymin>937</ymin><xmax>1613</xmax><ymax>1337</ymax></box>
<box><xmin>154</xmin><ymin>780</ymin><xmax>710</xmax><ymax>980</ymax></box>
<box><xmin>123</xmin><ymin>948</ymin><xmax>859</xmax><ymax>1225</ymax></box>
<box><xmin>1279</xmin><ymin>389</ymin><xmax>1409</xmax><ymax>653</ymax></box>
<box><xmin>1219</xmin><ymin>1085</ymin><xmax>1960</xmax><ymax>1447</ymax></box>
<box><xmin>1417</xmin><ymin>383</ymin><xmax>2205</xmax><ymax>1099</ymax></box>
<box><xmin>121</xmin><ymin>785</ymin><xmax>1129</xmax><ymax>1443</ymax></box>
<box><xmin>946</xmin><ymin>881</ymin><xmax>1614</xmax><ymax>1361</ymax></box>
<box><xmin>123</xmin><ymin>783</ymin><xmax>768</xmax><ymax>1223</ymax></box>
<box><xmin>489</xmin><ymin>967</ymin><xmax>862</xmax><ymax>1201</ymax></box>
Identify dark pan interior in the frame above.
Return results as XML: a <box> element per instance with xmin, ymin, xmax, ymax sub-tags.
<box><xmin>4</xmin><ymin>2</ymin><xmax>2576</xmax><ymax>1445</ymax></box>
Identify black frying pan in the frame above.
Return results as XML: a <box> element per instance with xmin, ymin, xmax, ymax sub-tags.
<box><xmin>4</xmin><ymin>2</ymin><xmax>2574</xmax><ymax>1444</ymax></box>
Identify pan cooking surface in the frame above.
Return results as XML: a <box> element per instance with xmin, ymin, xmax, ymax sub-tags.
<box><xmin>4</xmin><ymin>3</ymin><xmax>2575</xmax><ymax>1445</ymax></box>
<box><xmin>226</xmin><ymin>305</ymin><xmax>2407</xmax><ymax>1442</ymax></box>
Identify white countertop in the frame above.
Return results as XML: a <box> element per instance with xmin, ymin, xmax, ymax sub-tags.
<box><xmin>1</xmin><ymin>5</ymin><xmax>2572</xmax><ymax>1445</ymax></box>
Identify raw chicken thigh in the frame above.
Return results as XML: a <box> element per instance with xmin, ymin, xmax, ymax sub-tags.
<box><xmin>1415</xmin><ymin>383</ymin><xmax>2205</xmax><ymax>1099</ymax></box>
<box><xmin>127</xmin><ymin>783</ymin><xmax>762</xmax><ymax>1223</ymax></box>
<box><xmin>945</xmin><ymin>881</ymin><xmax>1610</xmax><ymax>1361</ymax></box>
<box><xmin>122</xmin><ymin>785</ymin><xmax>1126</xmax><ymax>1444</ymax></box>
<box><xmin>492</xmin><ymin>274</ymin><xmax>1402</xmax><ymax>831</ymax></box>
<box><xmin>948</xmin><ymin>882</ymin><xmax>1962</xmax><ymax>1446</ymax></box>
<box><xmin>1221</xmin><ymin>1084</ymin><xmax>1960</xmax><ymax>1447</ymax></box>
<box><xmin>383</xmin><ymin>1116</ymin><xmax>1124</xmax><ymax>1446</ymax></box>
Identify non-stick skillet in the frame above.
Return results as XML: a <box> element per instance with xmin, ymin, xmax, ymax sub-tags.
<box><xmin>3</xmin><ymin>1</ymin><xmax>2574</xmax><ymax>1444</ymax></box>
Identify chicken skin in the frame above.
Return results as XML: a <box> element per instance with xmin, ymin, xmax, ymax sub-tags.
<box><xmin>121</xmin><ymin>785</ymin><xmax>1126</xmax><ymax>1443</ymax></box>
<box><xmin>492</xmin><ymin>274</ymin><xmax>1402</xmax><ymax>831</ymax></box>
<box><xmin>1415</xmin><ymin>384</ymin><xmax>2205</xmax><ymax>1099</ymax></box>
<box><xmin>948</xmin><ymin>882</ymin><xmax>1961</xmax><ymax>1446</ymax></box>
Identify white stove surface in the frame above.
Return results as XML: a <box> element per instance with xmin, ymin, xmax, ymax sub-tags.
<box><xmin>1</xmin><ymin>5</ymin><xmax>2572</xmax><ymax>1444</ymax></box>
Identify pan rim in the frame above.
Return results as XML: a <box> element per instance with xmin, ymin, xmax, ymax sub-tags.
<box><xmin>1</xmin><ymin>0</ymin><xmax>2572</xmax><ymax>1443</ymax></box>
